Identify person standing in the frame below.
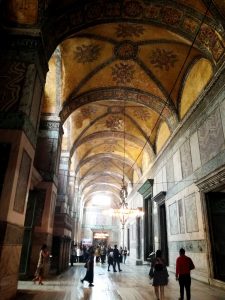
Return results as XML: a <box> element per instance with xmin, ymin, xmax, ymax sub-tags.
<box><xmin>32</xmin><ymin>244</ymin><xmax>49</xmax><ymax>285</ymax></box>
<box><xmin>149</xmin><ymin>249</ymin><xmax>168</xmax><ymax>300</ymax></box>
<box><xmin>176</xmin><ymin>248</ymin><xmax>195</xmax><ymax>300</ymax></box>
<box><xmin>113</xmin><ymin>244</ymin><xmax>122</xmax><ymax>272</ymax></box>
<box><xmin>123</xmin><ymin>247</ymin><xmax>128</xmax><ymax>264</ymax></box>
<box><xmin>81</xmin><ymin>249</ymin><xmax>95</xmax><ymax>287</ymax></box>
<box><xmin>107</xmin><ymin>246</ymin><xmax>114</xmax><ymax>271</ymax></box>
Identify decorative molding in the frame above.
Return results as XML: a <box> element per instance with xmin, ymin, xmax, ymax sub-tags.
<box><xmin>138</xmin><ymin>179</ymin><xmax>154</xmax><ymax>199</ymax></box>
<box><xmin>195</xmin><ymin>165</ymin><xmax>225</xmax><ymax>192</ymax></box>
<box><xmin>39</xmin><ymin>119</ymin><xmax>63</xmax><ymax>134</ymax></box>
<box><xmin>152</xmin><ymin>191</ymin><xmax>166</xmax><ymax>204</ymax></box>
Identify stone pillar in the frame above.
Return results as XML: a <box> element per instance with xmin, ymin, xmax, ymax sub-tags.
<box><xmin>29</xmin><ymin>117</ymin><xmax>63</xmax><ymax>276</ymax></box>
<box><xmin>53</xmin><ymin>152</ymin><xmax>72</xmax><ymax>272</ymax></box>
<box><xmin>68</xmin><ymin>173</ymin><xmax>76</xmax><ymax>243</ymax></box>
<box><xmin>0</xmin><ymin>33</ymin><xmax>48</xmax><ymax>298</ymax></box>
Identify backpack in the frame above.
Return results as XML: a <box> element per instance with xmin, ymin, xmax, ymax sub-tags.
<box><xmin>154</xmin><ymin>258</ymin><xmax>164</xmax><ymax>271</ymax></box>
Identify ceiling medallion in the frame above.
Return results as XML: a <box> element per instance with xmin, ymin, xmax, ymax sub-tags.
<box><xmin>114</xmin><ymin>41</ymin><xmax>138</xmax><ymax>60</ymax></box>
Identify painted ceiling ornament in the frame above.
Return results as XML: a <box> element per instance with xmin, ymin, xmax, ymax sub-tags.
<box><xmin>133</xmin><ymin>108</ymin><xmax>151</xmax><ymax>121</ymax></box>
<box><xmin>114</xmin><ymin>41</ymin><xmax>138</xmax><ymax>60</ymax></box>
<box><xmin>106</xmin><ymin>115</ymin><xmax>124</xmax><ymax>130</ymax></box>
<box><xmin>104</xmin><ymin>143</ymin><xmax>117</xmax><ymax>153</ymax></box>
<box><xmin>149</xmin><ymin>48</ymin><xmax>178</xmax><ymax>71</ymax></box>
<box><xmin>116</xmin><ymin>24</ymin><xmax>145</xmax><ymax>38</ymax></box>
<box><xmin>74</xmin><ymin>44</ymin><xmax>102</xmax><ymax>63</ymax></box>
<box><xmin>80</xmin><ymin>106</ymin><xmax>97</xmax><ymax>118</ymax></box>
<box><xmin>124</xmin><ymin>1</ymin><xmax>143</xmax><ymax>18</ymax></box>
<box><xmin>108</xmin><ymin>106</ymin><xmax>124</xmax><ymax>114</ymax></box>
<box><xmin>111</xmin><ymin>62</ymin><xmax>135</xmax><ymax>85</ymax></box>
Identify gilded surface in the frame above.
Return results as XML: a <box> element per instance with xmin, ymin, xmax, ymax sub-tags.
<box><xmin>30</xmin><ymin>0</ymin><xmax>225</xmax><ymax>207</ymax></box>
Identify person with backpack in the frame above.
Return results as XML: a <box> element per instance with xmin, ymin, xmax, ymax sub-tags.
<box><xmin>176</xmin><ymin>248</ymin><xmax>195</xmax><ymax>300</ymax></box>
<box><xmin>149</xmin><ymin>249</ymin><xmax>168</xmax><ymax>300</ymax></box>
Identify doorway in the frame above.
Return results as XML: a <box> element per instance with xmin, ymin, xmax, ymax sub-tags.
<box><xmin>159</xmin><ymin>203</ymin><xmax>169</xmax><ymax>265</ymax></box>
<box><xmin>206</xmin><ymin>191</ymin><xmax>225</xmax><ymax>281</ymax></box>
<box><xmin>144</xmin><ymin>196</ymin><xmax>154</xmax><ymax>260</ymax></box>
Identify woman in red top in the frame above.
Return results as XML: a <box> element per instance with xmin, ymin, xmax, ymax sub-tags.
<box><xmin>176</xmin><ymin>248</ymin><xmax>195</xmax><ymax>300</ymax></box>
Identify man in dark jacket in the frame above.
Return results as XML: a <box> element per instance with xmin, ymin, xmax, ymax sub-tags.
<box><xmin>176</xmin><ymin>248</ymin><xmax>195</xmax><ymax>300</ymax></box>
<box><xmin>113</xmin><ymin>245</ymin><xmax>122</xmax><ymax>272</ymax></box>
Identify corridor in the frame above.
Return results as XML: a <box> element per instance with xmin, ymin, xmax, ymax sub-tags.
<box><xmin>16</xmin><ymin>261</ymin><xmax>225</xmax><ymax>300</ymax></box>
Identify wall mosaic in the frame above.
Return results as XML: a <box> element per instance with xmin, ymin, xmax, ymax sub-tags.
<box><xmin>50</xmin><ymin>1</ymin><xmax>224</xmax><ymax>64</ymax></box>
<box><xmin>184</xmin><ymin>193</ymin><xmax>199</xmax><ymax>233</ymax></box>
<box><xmin>74</xmin><ymin>44</ymin><xmax>102</xmax><ymax>64</ymax></box>
<box><xmin>0</xmin><ymin>62</ymin><xmax>27</xmax><ymax>111</ymax></box>
<box><xmin>150</xmin><ymin>48</ymin><xmax>178</xmax><ymax>71</ymax></box>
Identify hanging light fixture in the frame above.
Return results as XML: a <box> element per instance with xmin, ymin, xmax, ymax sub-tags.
<box><xmin>104</xmin><ymin>100</ymin><xmax>144</xmax><ymax>228</ymax></box>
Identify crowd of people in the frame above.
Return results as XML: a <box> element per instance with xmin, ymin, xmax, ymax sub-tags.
<box><xmin>33</xmin><ymin>243</ymin><xmax>195</xmax><ymax>300</ymax></box>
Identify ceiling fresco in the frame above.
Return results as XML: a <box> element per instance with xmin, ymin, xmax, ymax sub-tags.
<box><xmin>6</xmin><ymin>0</ymin><xmax>224</xmax><ymax>208</ymax></box>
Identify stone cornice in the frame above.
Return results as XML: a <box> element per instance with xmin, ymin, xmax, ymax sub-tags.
<box><xmin>152</xmin><ymin>191</ymin><xmax>166</xmax><ymax>204</ymax></box>
<box><xmin>195</xmin><ymin>165</ymin><xmax>225</xmax><ymax>192</ymax></box>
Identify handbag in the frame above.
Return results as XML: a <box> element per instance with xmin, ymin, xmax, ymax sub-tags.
<box><xmin>84</xmin><ymin>261</ymin><xmax>88</xmax><ymax>268</ymax></box>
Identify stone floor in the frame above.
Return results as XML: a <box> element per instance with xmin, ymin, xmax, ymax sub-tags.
<box><xmin>16</xmin><ymin>261</ymin><xmax>225</xmax><ymax>300</ymax></box>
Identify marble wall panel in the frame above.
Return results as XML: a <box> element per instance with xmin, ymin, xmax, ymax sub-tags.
<box><xmin>190</xmin><ymin>132</ymin><xmax>201</xmax><ymax>171</ymax></box>
<box><xmin>169</xmin><ymin>202</ymin><xmax>179</xmax><ymax>235</ymax></box>
<box><xmin>166</xmin><ymin>158</ymin><xmax>174</xmax><ymax>189</ymax></box>
<box><xmin>13</xmin><ymin>150</ymin><xmax>31</xmax><ymax>213</ymax></box>
<box><xmin>198</xmin><ymin>108</ymin><xmax>225</xmax><ymax>165</ymax></box>
<box><xmin>162</xmin><ymin>166</ymin><xmax>167</xmax><ymax>191</ymax></box>
<box><xmin>184</xmin><ymin>193</ymin><xmax>199</xmax><ymax>233</ymax></box>
<box><xmin>173</xmin><ymin>150</ymin><xmax>182</xmax><ymax>183</ymax></box>
<box><xmin>180</xmin><ymin>140</ymin><xmax>193</xmax><ymax>178</ymax></box>
<box><xmin>178</xmin><ymin>199</ymin><xmax>185</xmax><ymax>233</ymax></box>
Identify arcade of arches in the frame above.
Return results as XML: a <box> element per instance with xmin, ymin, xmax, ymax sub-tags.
<box><xmin>0</xmin><ymin>0</ymin><xmax>225</xmax><ymax>299</ymax></box>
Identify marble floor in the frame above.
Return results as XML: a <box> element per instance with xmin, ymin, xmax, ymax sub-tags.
<box><xmin>16</xmin><ymin>261</ymin><xmax>225</xmax><ymax>300</ymax></box>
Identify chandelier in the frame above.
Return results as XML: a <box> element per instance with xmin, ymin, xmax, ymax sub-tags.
<box><xmin>107</xmin><ymin>177</ymin><xmax>144</xmax><ymax>229</ymax></box>
<box><xmin>104</xmin><ymin>100</ymin><xmax>144</xmax><ymax>228</ymax></box>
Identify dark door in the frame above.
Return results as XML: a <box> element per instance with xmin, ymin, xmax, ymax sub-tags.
<box><xmin>127</xmin><ymin>228</ymin><xmax>130</xmax><ymax>253</ymax></box>
<box><xmin>144</xmin><ymin>196</ymin><xmax>154</xmax><ymax>260</ymax></box>
<box><xmin>159</xmin><ymin>203</ymin><xmax>169</xmax><ymax>265</ymax></box>
<box><xmin>206</xmin><ymin>192</ymin><xmax>225</xmax><ymax>281</ymax></box>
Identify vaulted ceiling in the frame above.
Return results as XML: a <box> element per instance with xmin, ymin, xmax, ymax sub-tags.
<box><xmin>3</xmin><ymin>0</ymin><xmax>225</xmax><ymax>208</ymax></box>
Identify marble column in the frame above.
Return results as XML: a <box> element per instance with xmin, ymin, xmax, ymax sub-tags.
<box><xmin>0</xmin><ymin>34</ymin><xmax>48</xmax><ymax>298</ymax></box>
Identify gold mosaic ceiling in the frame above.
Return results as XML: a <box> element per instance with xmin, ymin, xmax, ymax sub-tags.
<box><xmin>7</xmin><ymin>0</ymin><xmax>224</xmax><ymax>207</ymax></box>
